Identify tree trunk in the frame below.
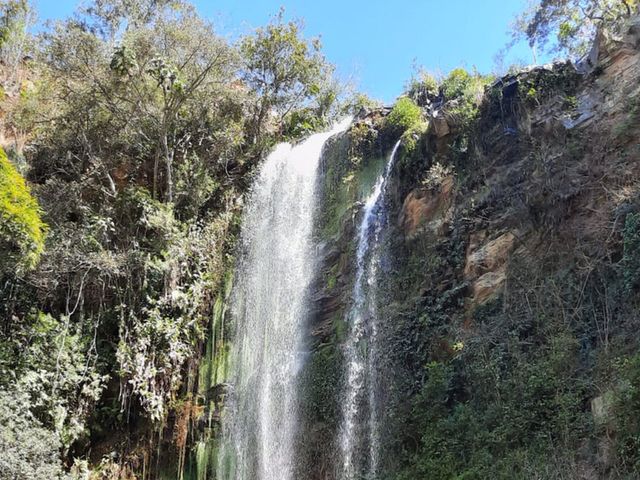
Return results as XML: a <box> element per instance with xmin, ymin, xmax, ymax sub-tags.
<box><xmin>152</xmin><ymin>150</ymin><xmax>159</xmax><ymax>200</ymax></box>
<box><xmin>161</xmin><ymin>131</ymin><xmax>173</xmax><ymax>203</ymax></box>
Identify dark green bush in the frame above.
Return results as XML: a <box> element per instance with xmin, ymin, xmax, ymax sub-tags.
<box><xmin>622</xmin><ymin>212</ymin><xmax>640</xmax><ymax>293</ymax></box>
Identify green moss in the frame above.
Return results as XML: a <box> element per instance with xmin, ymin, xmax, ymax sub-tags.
<box><xmin>319</xmin><ymin>131</ymin><xmax>388</xmax><ymax>240</ymax></box>
<box><xmin>0</xmin><ymin>146</ymin><xmax>46</xmax><ymax>273</ymax></box>
<box><xmin>333</xmin><ymin>313</ymin><xmax>348</xmax><ymax>343</ymax></box>
<box><xmin>198</xmin><ymin>272</ymin><xmax>233</xmax><ymax>398</ymax></box>
<box><xmin>304</xmin><ymin>342</ymin><xmax>342</xmax><ymax>423</ymax></box>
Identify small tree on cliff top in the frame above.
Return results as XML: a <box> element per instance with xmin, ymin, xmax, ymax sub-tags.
<box><xmin>240</xmin><ymin>9</ymin><xmax>334</xmax><ymax>144</ymax></box>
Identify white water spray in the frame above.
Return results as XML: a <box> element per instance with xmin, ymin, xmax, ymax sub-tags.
<box><xmin>339</xmin><ymin>140</ymin><xmax>402</xmax><ymax>480</ymax></box>
<box><xmin>219</xmin><ymin>119</ymin><xmax>351</xmax><ymax>480</ymax></box>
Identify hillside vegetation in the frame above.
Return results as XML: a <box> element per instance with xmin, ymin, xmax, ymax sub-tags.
<box><xmin>2</xmin><ymin>1</ymin><xmax>640</xmax><ymax>479</ymax></box>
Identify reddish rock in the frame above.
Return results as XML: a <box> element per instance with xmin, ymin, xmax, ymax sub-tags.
<box><xmin>398</xmin><ymin>176</ymin><xmax>454</xmax><ymax>238</ymax></box>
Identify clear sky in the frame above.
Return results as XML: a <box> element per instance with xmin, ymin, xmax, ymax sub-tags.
<box><xmin>34</xmin><ymin>0</ymin><xmax>536</xmax><ymax>103</ymax></box>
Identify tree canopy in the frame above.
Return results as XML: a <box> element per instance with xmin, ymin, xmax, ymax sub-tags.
<box><xmin>513</xmin><ymin>0</ymin><xmax>638</xmax><ymax>56</ymax></box>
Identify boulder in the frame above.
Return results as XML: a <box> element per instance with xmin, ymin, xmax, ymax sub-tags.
<box><xmin>464</xmin><ymin>231</ymin><xmax>516</xmax><ymax>279</ymax></box>
<box><xmin>398</xmin><ymin>176</ymin><xmax>454</xmax><ymax>238</ymax></box>
<box><xmin>432</xmin><ymin>110</ymin><xmax>450</xmax><ymax>137</ymax></box>
<box><xmin>464</xmin><ymin>231</ymin><xmax>518</xmax><ymax>308</ymax></box>
<box><xmin>471</xmin><ymin>268</ymin><xmax>507</xmax><ymax>306</ymax></box>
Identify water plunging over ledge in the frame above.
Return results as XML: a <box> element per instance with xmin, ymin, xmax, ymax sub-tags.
<box><xmin>218</xmin><ymin>119</ymin><xmax>352</xmax><ymax>480</ymax></box>
<box><xmin>339</xmin><ymin>140</ymin><xmax>402</xmax><ymax>480</ymax></box>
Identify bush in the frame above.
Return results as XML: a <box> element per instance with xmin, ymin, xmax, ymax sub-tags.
<box><xmin>0</xmin><ymin>146</ymin><xmax>46</xmax><ymax>273</ymax></box>
<box><xmin>622</xmin><ymin>212</ymin><xmax>640</xmax><ymax>293</ymax></box>
<box><xmin>387</xmin><ymin>97</ymin><xmax>422</xmax><ymax>134</ymax></box>
<box><xmin>0</xmin><ymin>389</ymin><xmax>69</xmax><ymax>479</ymax></box>
<box><xmin>440</xmin><ymin>68</ymin><xmax>492</xmax><ymax>130</ymax></box>
<box><xmin>614</xmin><ymin>353</ymin><xmax>640</xmax><ymax>472</ymax></box>
<box><xmin>406</xmin><ymin>70</ymin><xmax>439</xmax><ymax>106</ymax></box>
<box><xmin>441</xmin><ymin>68</ymin><xmax>473</xmax><ymax>99</ymax></box>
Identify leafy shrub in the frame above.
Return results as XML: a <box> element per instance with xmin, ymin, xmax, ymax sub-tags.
<box><xmin>348</xmin><ymin>121</ymin><xmax>378</xmax><ymax>164</ymax></box>
<box><xmin>401</xmin><ymin>119</ymin><xmax>428</xmax><ymax>156</ymax></box>
<box><xmin>441</xmin><ymin>68</ymin><xmax>473</xmax><ymax>99</ymax></box>
<box><xmin>614</xmin><ymin>353</ymin><xmax>640</xmax><ymax>472</ymax></box>
<box><xmin>0</xmin><ymin>389</ymin><xmax>69</xmax><ymax>479</ymax></box>
<box><xmin>344</xmin><ymin>92</ymin><xmax>382</xmax><ymax>114</ymax></box>
<box><xmin>622</xmin><ymin>212</ymin><xmax>640</xmax><ymax>293</ymax></box>
<box><xmin>386</xmin><ymin>97</ymin><xmax>422</xmax><ymax>134</ymax></box>
<box><xmin>0</xmin><ymin>312</ymin><xmax>107</xmax><ymax>455</ymax></box>
<box><xmin>0</xmin><ymin>146</ymin><xmax>46</xmax><ymax>272</ymax></box>
<box><xmin>441</xmin><ymin>68</ymin><xmax>492</xmax><ymax>130</ymax></box>
<box><xmin>406</xmin><ymin>69</ymin><xmax>439</xmax><ymax>106</ymax></box>
<box><xmin>282</xmin><ymin>108</ymin><xmax>324</xmax><ymax>139</ymax></box>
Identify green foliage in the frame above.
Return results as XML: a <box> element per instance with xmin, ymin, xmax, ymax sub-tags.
<box><xmin>614</xmin><ymin>352</ymin><xmax>640</xmax><ymax>472</ymax></box>
<box><xmin>512</xmin><ymin>0</ymin><xmax>637</xmax><ymax>57</ymax></box>
<box><xmin>516</xmin><ymin>64</ymin><xmax>580</xmax><ymax>109</ymax></box>
<box><xmin>0</xmin><ymin>309</ymin><xmax>107</xmax><ymax>473</ymax></box>
<box><xmin>441</xmin><ymin>68</ymin><xmax>473</xmax><ymax>99</ymax></box>
<box><xmin>240</xmin><ymin>9</ymin><xmax>336</xmax><ymax>143</ymax></box>
<box><xmin>282</xmin><ymin>108</ymin><xmax>324</xmax><ymax>138</ymax></box>
<box><xmin>401</xmin><ymin>119</ymin><xmax>428</xmax><ymax>156</ymax></box>
<box><xmin>343</xmin><ymin>92</ymin><xmax>383</xmax><ymax>114</ymax></box>
<box><xmin>392</xmin><ymin>326</ymin><xmax>588</xmax><ymax>479</ymax></box>
<box><xmin>0</xmin><ymin>0</ymin><xmax>27</xmax><ymax>46</ymax></box>
<box><xmin>380</xmin><ymin>241</ymin><xmax>601</xmax><ymax>480</ymax></box>
<box><xmin>386</xmin><ymin>97</ymin><xmax>422</xmax><ymax>134</ymax></box>
<box><xmin>109</xmin><ymin>44</ymin><xmax>138</xmax><ymax>76</ymax></box>
<box><xmin>0</xmin><ymin>0</ymin><xmax>33</xmax><ymax>69</ymax></box>
<box><xmin>116</xmin><ymin>195</ymin><xmax>234</xmax><ymax>422</ymax></box>
<box><xmin>441</xmin><ymin>68</ymin><xmax>493</xmax><ymax>130</ymax></box>
<box><xmin>622</xmin><ymin>212</ymin><xmax>640</xmax><ymax>293</ymax></box>
<box><xmin>0</xmin><ymin>389</ymin><xmax>69</xmax><ymax>479</ymax></box>
<box><xmin>0</xmin><ymin>146</ymin><xmax>46</xmax><ymax>273</ymax></box>
<box><xmin>348</xmin><ymin>121</ymin><xmax>378</xmax><ymax>164</ymax></box>
<box><xmin>406</xmin><ymin>68</ymin><xmax>439</xmax><ymax>106</ymax></box>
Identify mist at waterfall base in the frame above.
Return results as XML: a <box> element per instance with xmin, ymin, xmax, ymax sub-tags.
<box><xmin>218</xmin><ymin>121</ymin><xmax>400</xmax><ymax>480</ymax></box>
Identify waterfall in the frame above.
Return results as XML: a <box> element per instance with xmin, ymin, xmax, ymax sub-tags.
<box><xmin>339</xmin><ymin>140</ymin><xmax>402</xmax><ymax>480</ymax></box>
<box><xmin>219</xmin><ymin>119</ymin><xmax>352</xmax><ymax>480</ymax></box>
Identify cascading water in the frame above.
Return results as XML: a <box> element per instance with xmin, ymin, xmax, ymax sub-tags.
<box><xmin>219</xmin><ymin>119</ymin><xmax>351</xmax><ymax>480</ymax></box>
<box><xmin>339</xmin><ymin>140</ymin><xmax>402</xmax><ymax>480</ymax></box>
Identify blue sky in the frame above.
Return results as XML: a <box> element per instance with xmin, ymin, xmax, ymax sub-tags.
<box><xmin>34</xmin><ymin>0</ymin><xmax>536</xmax><ymax>103</ymax></box>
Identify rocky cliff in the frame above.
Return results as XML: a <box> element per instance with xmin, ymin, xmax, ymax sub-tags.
<box><xmin>300</xmin><ymin>18</ymin><xmax>640</xmax><ymax>479</ymax></box>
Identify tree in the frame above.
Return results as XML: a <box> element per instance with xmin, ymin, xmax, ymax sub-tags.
<box><xmin>38</xmin><ymin>0</ymin><xmax>240</xmax><ymax>203</ymax></box>
<box><xmin>0</xmin><ymin>0</ymin><xmax>35</xmax><ymax>73</ymax></box>
<box><xmin>240</xmin><ymin>9</ymin><xmax>334</xmax><ymax>144</ymax></box>
<box><xmin>81</xmin><ymin>0</ymin><xmax>183</xmax><ymax>39</ymax></box>
<box><xmin>513</xmin><ymin>0</ymin><xmax>638</xmax><ymax>57</ymax></box>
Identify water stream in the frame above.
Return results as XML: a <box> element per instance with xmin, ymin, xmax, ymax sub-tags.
<box><xmin>339</xmin><ymin>140</ymin><xmax>402</xmax><ymax>480</ymax></box>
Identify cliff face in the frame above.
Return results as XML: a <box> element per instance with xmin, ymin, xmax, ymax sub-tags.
<box><xmin>303</xmin><ymin>20</ymin><xmax>640</xmax><ymax>479</ymax></box>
